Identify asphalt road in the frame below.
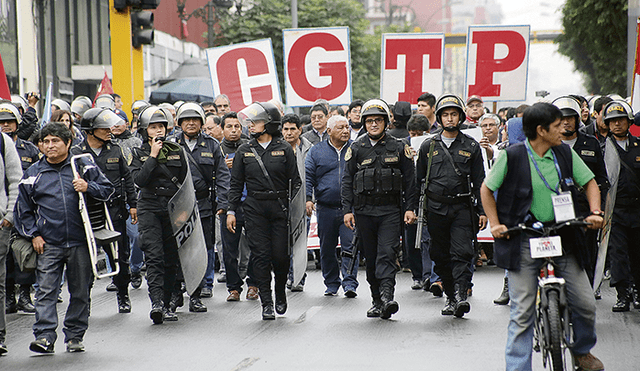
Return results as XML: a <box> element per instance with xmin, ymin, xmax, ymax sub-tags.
<box><xmin>2</xmin><ymin>264</ymin><xmax>639</xmax><ymax>370</ymax></box>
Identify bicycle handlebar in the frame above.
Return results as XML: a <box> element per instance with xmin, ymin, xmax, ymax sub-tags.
<box><xmin>500</xmin><ymin>218</ymin><xmax>591</xmax><ymax>238</ymax></box>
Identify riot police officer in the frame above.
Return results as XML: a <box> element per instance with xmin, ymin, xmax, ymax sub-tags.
<box><xmin>416</xmin><ymin>94</ymin><xmax>487</xmax><ymax>318</ymax></box>
<box><xmin>70</xmin><ymin>108</ymin><xmax>138</xmax><ymax>313</ymax></box>
<box><xmin>130</xmin><ymin>106</ymin><xmax>188</xmax><ymax>324</ymax></box>
<box><xmin>70</xmin><ymin>96</ymin><xmax>93</xmax><ymax>126</ymax></box>
<box><xmin>342</xmin><ymin>99</ymin><xmax>418</xmax><ymax>320</ymax></box>
<box><xmin>226</xmin><ymin>102</ymin><xmax>301</xmax><ymax>320</ymax></box>
<box><xmin>168</xmin><ymin>102</ymin><xmax>230</xmax><ymax>313</ymax></box>
<box><xmin>601</xmin><ymin>100</ymin><xmax>640</xmax><ymax>312</ymax></box>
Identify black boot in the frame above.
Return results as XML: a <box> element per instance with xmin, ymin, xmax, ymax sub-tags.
<box><xmin>189</xmin><ymin>296</ymin><xmax>207</xmax><ymax>312</ymax></box>
<box><xmin>493</xmin><ymin>277</ymin><xmax>510</xmax><ymax>305</ymax></box>
<box><xmin>117</xmin><ymin>289</ymin><xmax>131</xmax><ymax>313</ymax></box>
<box><xmin>262</xmin><ymin>304</ymin><xmax>276</xmax><ymax>320</ymax></box>
<box><xmin>17</xmin><ymin>286</ymin><xmax>35</xmax><ymax>313</ymax></box>
<box><xmin>612</xmin><ymin>286</ymin><xmax>631</xmax><ymax>312</ymax></box>
<box><xmin>169</xmin><ymin>291</ymin><xmax>184</xmax><ymax>312</ymax></box>
<box><xmin>150</xmin><ymin>300</ymin><xmax>163</xmax><ymax>324</ymax></box>
<box><xmin>5</xmin><ymin>284</ymin><xmax>16</xmax><ymax>314</ymax></box>
<box><xmin>275</xmin><ymin>276</ymin><xmax>287</xmax><ymax>315</ymax></box>
<box><xmin>441</xmin><ymin>296</ymin><xmax>456</xmax><ymax>316</ymax></box>
<box><xmin>367</xmin><ymin>297</ymin><xmax>383</xmax><ymax>318</ymax></box>
<box><xmin>632</xmin><ymin>286</ymin><xmax>640</xmax><ymax>310</ymax></box>
<box><xmin>130</xmin><ymin>272</ymin><xmax>143</xmax><ymax>289</ymax></box>
<box><xmin>380</xmin><ymin>279</ymin><xmax>399</xmax><ymax>320</ymax></box>
<box><xmin>454</xmin><ymin>283</ymin><xmax>470</xmax><ymax>318</ymax></box>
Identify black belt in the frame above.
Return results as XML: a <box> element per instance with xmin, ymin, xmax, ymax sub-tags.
<box><xmin>426</xmin><ymin>191</ymin><xmax>469</xmax><ymax>204</ymax></box>
<box><xmin>249</xmin><ymin>190</ymin><xmax>288</xmax><ymax>200</ymax></box>
<box><xmin>355</xmin><ymin>194</ymin><xmax>398</xmax><ymax>206</ymax></box>
<box><xmin>141</xmin><ymin>186</ymin><xmax>177</xmax><ymax>198</ymax></box>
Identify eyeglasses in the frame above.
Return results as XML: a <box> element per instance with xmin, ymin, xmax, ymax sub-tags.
<box><xmin>365</xmin><ymin>117</ymin><xmax>384</xmax><ymax>125</ymax></box>
<box><xmin>310</xmin><ymin>115</ymin><xmax>325</xmax><ymax>121</ymax></box>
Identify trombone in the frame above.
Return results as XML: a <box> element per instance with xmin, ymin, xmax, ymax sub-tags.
<box><xmin>71</xmin><ymin>154</ymin><xmax>121</xmax><ymax>279</ymax></box>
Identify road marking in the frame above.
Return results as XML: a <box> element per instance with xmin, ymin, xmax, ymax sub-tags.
<box><xmin>294</xmin><ymin>306</ymin><xmax>322</xmax><ymax>324</ymax></box>
<box><xmin>230</xmin><ymin>357</ymin><xmax>259</xmax><ymax>371</ymax></box>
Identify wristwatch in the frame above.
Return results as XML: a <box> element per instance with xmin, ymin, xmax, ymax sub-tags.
<box><xmin>590</xmin><ymin>210</ymin><xmax>604</xmax><ymax>217</ymax></box>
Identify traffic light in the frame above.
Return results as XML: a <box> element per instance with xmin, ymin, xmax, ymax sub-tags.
<box><xmin>114</xmin><ymin>0</ymin><xmax>160</xmax><ymax>11</ymax></box>
<box><xmin>131</xmin><ymin>11</ymin><xmax>154</xmax><ymax>48</ymax></box>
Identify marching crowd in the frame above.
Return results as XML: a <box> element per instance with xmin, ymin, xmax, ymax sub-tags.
<box><xmin>0</xmin><ymin>89</ymin><xmax>638</xmax><ymax>371</ymax></box>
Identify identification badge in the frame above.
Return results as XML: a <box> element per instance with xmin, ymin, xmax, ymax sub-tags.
<box><xmin>530</xmin><ymin>236</ymin><xmax>563</xmax><ymax>259</ymax></box>
<box><xmin>552</xmin><ymin>192</ymin><xmax>575</xmax><ymax>222</ymax></box>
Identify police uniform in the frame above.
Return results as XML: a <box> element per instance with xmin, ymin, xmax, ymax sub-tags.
<box><xmin>228</xmin><ymin>136</ymin><xmax>301</xmax><ymax>308</ymax></box>
<box><xmin>416</xmin><ymin>131</ymin><xmax>485</xmax><ymax>305</ymax></box>
<box><xmin>341</xmin><ymin>132</ymin><xmax>417</xmax><ymax>313</ymax></box>
<box><xmin>71</xmin><ymin>139</ymin><xmax>137</xmax><ymax>298</ymax></box>
<box><xmin>168</xmin><ymin>131</ymin><xmax>229</xmax><ymax>308</ymax></box>
<box><xmin>130</xmin><ymin>141</ymin><xmax>188</xmax><ymax>315</ymax></box>
<box><xmin>15</xmin><ymin>138</ymin><xmax>40</xmax><ymax>171</ymax></box>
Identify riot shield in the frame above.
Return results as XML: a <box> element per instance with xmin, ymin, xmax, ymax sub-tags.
<box><xmin>290</xmin><ymin>185</ymin><xmax>308</xmax><ymax>287</ymax></box>
<box><xmin>594</xmin><ymin>138</ymin><xmax>620</xmax><ymax>293</ymax></box>
<box><xmin>168</xmin><ymin>165</ymin><xmax>208</xmax><ymax>296</ymax></box>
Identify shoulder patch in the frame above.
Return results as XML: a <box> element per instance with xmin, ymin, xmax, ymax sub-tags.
<box><xmin>21</xmin><ymin>156</ymin><xmax>33</xmax><ymax>163</ymax></box>
<box><xmin>404</xmin><ymin>144</ymin><xmax>413</xmax><ymax>159</ymax></box>
<box><xmin>107</xmin><ymin>157</ymin><xmax>119</xmax><ymax>163</ymax></box>
<box><xmin>271</xmin><ymin>150</ymin><xmax>284</xmax><ymax>156</ymax></box>
<box><xmin>244</xmin><ymin>152</ymin><xmax>255</xmax><ymax>157</ymax></box>
<box><xmin>345</xmin><ymin>147</ymin><xmax>352</xmax><ymax>161</ymax></box>
<box><xmin>201</xmin><ymin>152</ymin><xmax>213</xmax><ymax>158</ymax></box>
<box><xmin>361</xmin><ymin>158</ymin><xmax>373</xmax><ymax>166</ymax></box>
<box><xmin>167</xmin><ymin>155</ymin><xmax>180</xmax><ymax>161</ymax></box>
<box><xmin>580</xmin><ymin>150</ymin><xmax>595</xmax><ymax>157</ymax></box>
<box><xmin>458</xmin><ymin>150</ymin><xmax>471</xmax><ymax>158</ymax></box>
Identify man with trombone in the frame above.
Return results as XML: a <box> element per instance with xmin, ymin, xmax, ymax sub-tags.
<box><xmin>14</xmin><ymin>123</ymin><xmax>114</xmax><ymax>354</ymax></box>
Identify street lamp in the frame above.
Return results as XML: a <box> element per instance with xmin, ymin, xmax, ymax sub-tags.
<box><xmin>177</xmin><ymin>0</ymin><xmax>234</xmax><ymax>47</ymax></box>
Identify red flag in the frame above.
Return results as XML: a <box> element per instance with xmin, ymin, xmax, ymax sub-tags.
<box><xmin>93</xmin><ymin>70</ymin><xmax>114</xmax><ymax>105</ymax></box>
<box><xmin>0</xmin><ymin>53</ymin><xmax>11</xmax><ymax>100</ymax></box>
<box><xmin>182</xmin><ymin>19</ymin><xmax>189</xmax><ymax>38</ymax></box>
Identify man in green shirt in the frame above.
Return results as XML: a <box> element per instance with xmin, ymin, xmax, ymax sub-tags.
<box><xmin>480</xmin><ymin>102</ymin><xmax>604</xmax><ymax>371</ymax></box>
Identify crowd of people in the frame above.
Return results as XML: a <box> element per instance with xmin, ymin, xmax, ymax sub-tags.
<box><xmin>0</xmin><ymin>88</ymin><xmax>638</xmax><ymax>371</ymax></box>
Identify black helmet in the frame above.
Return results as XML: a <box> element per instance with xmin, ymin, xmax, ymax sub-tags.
<box><xmin>238</xmin><ymin>101</ymin><xmax>282</xmax><ymax>137</ymax></box>
<box><xmin>176</xmin><ymin>102</ymin><xmax>206</xmax><ymax>126</ymax></box>
<box><xmin>552</xmin><ymin>96</ymin><xmax>581</xmax><ymax>118</ymax></box>
<box><xmin>435</xmin><ymin>94</ymin><xmax>466</xmax><ymax>126</ymax></box>
<box><xmin>95</xmin><ymin>94</ymin><xmax>115</xmax><ymax>111</ymax></box>
<box><xmin>81</xmin><ymin>108</ymin><xmax>124</xmax><ymax>131</ymax></box>
<box><xmin>603</xmin><ymin>100</ymin><xmax>634</xmax><ymax>126</ymax></box>
<box><xmin>71</xmin><ymin>96</ymin><xmax>93</xmax><ymax>118</ymax></box>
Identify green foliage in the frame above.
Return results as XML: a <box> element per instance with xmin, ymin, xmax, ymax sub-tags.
<box><xmin>216</xmin><ymin>0</ymin><xmax>413</xmax><ymax>104</ymax></box>
<box><xmin>556</xmin><ymin>0</ymin><xmax>628</xmax><ymax>95</ymax></box>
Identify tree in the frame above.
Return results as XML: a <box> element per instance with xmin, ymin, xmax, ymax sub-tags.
<box><xmin>556</xmin><ymin>0</ymin><xmax>628</xmax><ymax>95</ymax></box>
<box><xmin>216</xmin><ymin>0</ymin><xmax>411</xmax><ymax>103</ymax></box>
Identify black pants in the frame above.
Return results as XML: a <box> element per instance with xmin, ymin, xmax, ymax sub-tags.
<box><xmin>243</xmin><ymin>197</ymin><xmax>289</xmax><ymax>305</ymax></box>
<box><xmin>354</xmin><ymin>212</ymin><xmax>400</xmax><ymax>294</ymax></box>
<box><xmin>608</xmin><ymin>222</ymin><xmax>640</xmax><ymax>289</ymax></box>
<box><xmin>220</xmin><ymin>206</ymin><xmax>257</xmax><ymax>293</ymax></box>
<box><xmin>173</xmin><ymin>214</ymin><xmax>214</xmax><ymax>298</ymax></box>
<box><xmin>111</xmin><ymin>218</ymin><xmax>131</xmax><ymax>293</ymax></box>
<box><xmin>427</xmin><ymin>205</ymin><xmax>474</xmax><ymax>297</ymax></box>
<box><xmin>138</xmin><ymin>197</ymin><xmax>179</xmax><ymax>307</ymax></box>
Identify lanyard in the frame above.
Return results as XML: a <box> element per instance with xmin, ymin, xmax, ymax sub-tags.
<box><xmin>525</xmin><ymin>141</ymin><xmax>562</xmax><ymax>194</ymax></box>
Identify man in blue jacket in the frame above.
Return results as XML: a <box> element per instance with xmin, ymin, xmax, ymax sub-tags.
<box><xmin>14</xmin><ymin>123</ymin><xmax>114</xmax><ymax>354</ymax></box>
<box><xmin>306</xmin><ymin>115</ymin><xmax>358</xmax><ymax>297</ymax></box>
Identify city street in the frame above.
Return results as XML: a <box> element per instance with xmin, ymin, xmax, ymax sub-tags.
<box><xmin>2</xmin><ymin>263</ymin><xmax>639</xmax><ymax>370</ymax></box>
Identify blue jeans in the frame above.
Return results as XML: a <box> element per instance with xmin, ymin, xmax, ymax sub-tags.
<box><xmin>505</xmin><ymin>236</ymin><xmax>597</xmax><ymax>371</ymax></box>
<box><xmin>127</xmin><ymin>215</ymin><xmax>143</xmax><ymax>274</ymax></box>
<box><xmin>33</xmin><ymin>244</ymin><xmax>92</xmax><ymax>344</ymax></box>
<box><xmin>316</xmin><ymin>205</ymin><xmax>358</xmax><ymax>293</ymax></box>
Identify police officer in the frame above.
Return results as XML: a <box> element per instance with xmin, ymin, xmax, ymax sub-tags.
<box><xmin>1</xmin><ymin>103</ymin><xmax>40</xmax><ymax>314</ymax></box>
<box><xmin>168</xmin><ymin>102</ymin><xmax>230</xmax><ymax>313</ymax></box>
<box><xmin>553</xmin><ymin>96</ymin><xmax>609</xmax><ymax>288</ymax></box>
<box><xmin>130</xmin><ymin>106</ymin><xmax>188</xmax><ymax>324</ymax></box>
<box><xmin>416</xmin><ymin>94</ymin><xmax>487</xmax><ymax>318</ymax></box>
<box><xmin>70</xmin><ymin>96</ymin><xmax>93</xmax><ymax>126</ymax></box>
<box><xmin>601</xmin><ymin>100</ymin><xmax>640</xmax><ymax>312</ymax></box>
<box><xmin>70</xmin><ymin>108</ymin><xmax>138</xmax><ymax>313</ymax></box>
<box><xmin>226</xmin><ymin>102</ymin><xmax>301</xmax><ymax>320</ymax></box>
<box><xmin>342</xmin><ymin>99</ymin><xmax>417</xmax><ymax>320</ymax></box>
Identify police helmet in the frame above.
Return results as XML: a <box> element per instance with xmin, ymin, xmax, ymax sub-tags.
<box><xmin>173</xmin><ymin>100</ymin><xmax>185</xmax><ymax>110</ymax></box>
<box><xmin>603</xmin><ymin>100</ymin><xmax>635</xmax><ymax>126</ymax></box>
<box><xmin>435</xmin><ymin>94</ymin><xmax>466</xmax><ymax>125</ymax></box>
<box><xmin>81</xmin><ymin>108</ymin><xmax>124</xmax><ymax>131</ymax></box>
<box><xmin>10</xmin><ymin>94</ymin><xmax>28</xmax><ymax>113</ymax></box>
<box><xmin>552</xmin><ymin>96</ymin><xmax>581</xmax><ymax>118</ymax></box>
<box><xmin>0</xmin><ymin>103</ymin><xmax>22</xmax><ymax>125</ymax></box>
<box><xmin>71</xmin><ymin>96</ymin><xmax>93</xmax><ymax>117</ymax></box>
<box><xmin>137</xmin><ymin>105</ymin><xmax>170</xmax><ymax>135</ymax></box>
<box><xmin>176</xmin><ymin>102</ymin><xmax>206</xmax><ymax>126</ymax></box>
<box><xmin>95</xmin><ymin>94</ymin><xmax>116</xmax><ymax>110</ymax></box>
<box><xmin>52</xmin><ymin>99</ymin><xmax>71</xmax><ymax>112</ymax></box>
<box><xmin>238</xmin><ymin>101</ymin><xmax>282</xmax><ymax>136</ymax></box>
<box><xmin>360</xmin><ymin>99</ymin><xmax>391</xmax><ymax>126</ymax></box>
<box><xmin>131</xmin><ymin>100</ymin><xmax>150</xmax><ymax>117</ymax></box>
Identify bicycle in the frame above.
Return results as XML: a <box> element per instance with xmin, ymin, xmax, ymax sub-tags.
<box><xmin>502</xmin><ymin>218</ymin><xmax>591</xmax><ymax>371</ymax></box>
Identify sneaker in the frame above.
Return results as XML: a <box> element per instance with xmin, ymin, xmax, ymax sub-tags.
<box><xmin>411</xmin><ymin>280</ymin><xmax>423</xmax><ymax>290</ymax></box>
<box><xmin>66</xmin><ymin>339</ymin><xmax>85</xmax><ymax>353</ymax></box>
<box><xmin>106</xmin><ymin>282</ymin><xmax>118</xmax><ymax>292</ymax></box>
<box><xmin>163</xmin><ymin>307</ymin><xmax>179</xmax><ymax>321</ymax></box>
<box><xmin>29</xmin><ymin>338</ymin><xmax>54</xmax><ymax>354</ymax></box>
<box><xmin>201</xmin><ymin>287</ymin><xmax>213</xmax><ymax>298</ymax></box>
<box><xmin>226</xmin><ymin>290</ymin><xmax>240</xmax><ymax>302</ymax></box>
<box><xmin>573</xmin><ymin>352</ymin><xmax>604</xmax><ymax>371</ymax></box>
<box><xmin>324</xmin><ymin>289</ymin><xmax>337</xmax><ymax>296</ymax></box>
<box><xmin>130</xmin><ymin>273</ymin><xmax>143</xmax><ymax>289</ymax></box>
<box><xmin>430</xmin><ymin>281</ymin><xmax>443</xmax><ymax>297</ymax></box>
<box><xmin>246</xmin><ymin>286</ymin><xmax>259</xmax><ymax>300</ymax></box>
<box><xmin>344</xmin><ymin>289</ymin><xmax>357</xmax><ymax>298</ymax></box>
<box><xmin>291</xmin><ymin>283</ymin><xmax>304</xmax><ymax>292</ymax></box>
<box><xmin>0</xmin><ymin>342</ymin><xmax>7</xmax><ymax>355</ymax></box>
<box><xmin>217</xmin><ymin>273</ymin><xmax>227</xmax><ymax>283</ymax></box>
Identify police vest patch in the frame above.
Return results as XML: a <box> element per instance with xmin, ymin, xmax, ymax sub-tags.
<box><xmin>458</xmin><ymin>150</ymin><xmax>471</xmax><ymax>158</ymax></box>
<box><xmin>580</xmin><ymin>150</ymin><xmax>595</xmax><ymax>157</ymax></box>
<box><xmin>361</xmin><ymin>158</ymin><xmax>373</xmax><ymax>166</ymax></box>
<box><xmin>140</xmin><ymin>156</ymin><xmax>149</xmax><ymax>162</ymax></box>
<box><xmin>167</xmin><ymin>155</ymin><xmax>180</xmax><ymax>161</ymax></box>
<box><xmin>271</xmin><ymin>151</ymin><xmax>284</xmax><ymax>156</ymax></box>
<box><xmin>201</xmin><ymin>152</ymin><xmax>213</xmax><ymax>158</ymax></box>
<box><xmin>345</xmin><ymin>147</ymin><xmax>352</xmax><ymax>161</ymax></box>
<box><xmin>107</xmin><ymin>157</ymin><xmax>119</xmax><ymax>163</ymax></box>
<box><xmin>244</xmin><ymin>152</ymin><xmax>255</xmax><ymax>157</ymax></box>
<box><xmin>404</xmin><ymin>144</ymin><xmax>413</xmax><ymax>159</ymax></box>
<box><xmin>21</xmin><ymin>156</ymin><xmax>32</xmax><ymax>163</ymax></box>
<box><xmin>384</xmin><ymin>156</ymin><xmax>399</xmax><ymax>163</ymax></box>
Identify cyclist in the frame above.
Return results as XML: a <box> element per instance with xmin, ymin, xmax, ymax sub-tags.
<box><xmin>480</xmin><ymin>102</ymin><xmax>604</xmax><ymax>371</ymax></box>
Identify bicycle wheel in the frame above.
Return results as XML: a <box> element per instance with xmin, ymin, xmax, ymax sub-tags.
<box><xmin>547</xmin><ymin>290</ymin><xmax>565</xmax><ymax>371</ymax></box>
